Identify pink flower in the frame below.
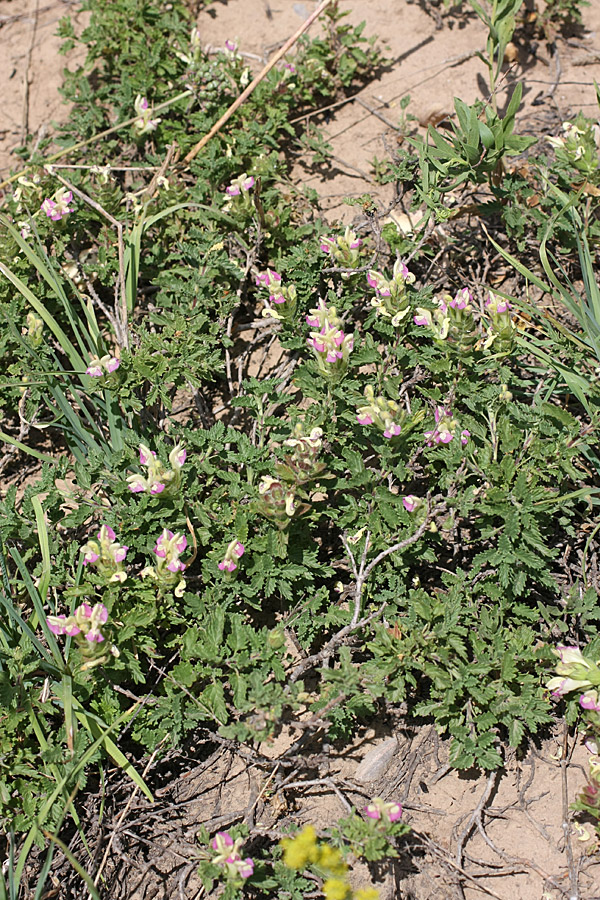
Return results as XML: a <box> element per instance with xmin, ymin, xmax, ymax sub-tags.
<box><xmin>460</xmin><ymin>430</ymin><xmax>470</xmax><ymax>445</ymax></box>
<box><xmin>128</xmin><ymin>443</ymin><xmax>185</xmax><ymax>496</ymax></box>
<box><xmin>139</xmin><ymin>446</ymin><xmax>156</xmax><ymax>465</ymax></box>
<box><xmin>413</xmin><ymin>311</ymin><xmax>432</xmax><ymax>327</ymax></box>
<box><xmin>86</xmin><ymin>361</ymin><xmax>104</xmax><ymax>377</ymax></box>
<box><xmin>212</xmin><ymin>832</ymin><xmax>234</xmax><ymax>851</ymax></box>
<box><xmin>83</xmin><ymin>602</ymin><xmax>108</xmax><ymax>642</ymax></box>
<box><xmin>218</xmin><ymin>539</ymin><xmax>245</xmax><ymax>572</ymax></box>
<box><xmin>383</xmin><ymin>423</ymin><xmax>402</xmax><ymax>438</ymax></box>
<box><xmin>402</xmin><ymin>495</ymin><xmax>420</xmax><ymax>512</ymax></box>
<box><xmin>387</xmin><ymin>802</ymin><xmax>402</xmax><ymax>822</ymax></box>
<box><xmin>364</xmin><ymin>804</ymin><xmax>381</xmax><ymax>820</ymax></box>
<box><xmin>357</xmin><ymin>414</ymin><xmax>374</xmax><ymax>425</ymax></box>
<box><xmin>256</xmin><ymin>269</ymin><xmax>282</xmax><ymax>288</ymax></box>
<box><xmin>451</xmin><ymin>288</ymin><xmax>472</xmax><ymax>309</ymax></box>
<box><xmin>83</xmin><ymin>548</ymin><xmax>100</xmax><ymax>565</ymax></box>
<box><xmin>170</xmin><ymin>445</ymin><xmax>187</xmax><ymax>468</ymax></box>
<box><xmin>486</xmin><ymin>292</ymin><xmax>511</xmax><ymax>315</ymax></box>
<box><xmin>225</xmin><ymin>173</ymin><xmax>254</xmax><ymax>197</ymax></box>
<box><xmin>86</xmin><ymin>354</ymin><xmax>120</xmax><ymax>378</ymax></box>
<box><xmin>580</xmin><ymin>691</ymin><xmax>600</xmax><ymax>712</ymax></box>
<box><xmin>47</xmin><ymin>614</ymin><xmax>79</xmax><ymax>636</ymax></box>
<box><xmin>133</xmin><ymin>95</ymin><xmax>161</xmax><ymax>135</ymax></box>
<box><xmin>41</xmin><ymin>189</ymin><xmax>74</xmax><ymax>222</ymax></box>
<box><xmin>236</xmin><ymin>858</ymin><xmax>254</xmax><ymax>879</ymax></box>
<box><xmin>80</xmin><ymin>526</ymin><xmax>128</xmax><ymax>583</ymax></box>
<box><xmin>224</xmin><ymin>39</ymin><xmax>237</xmax><ymax>52</ymax></box>
<box><xmin>364</xmin><ymin>798</ymin><xmax>403</xmax><ymax>824</ymax></box>
<box><xmin>154</xmin><ymin>530</ymin><xmax>187</xmax><ymax>571</ymax></box>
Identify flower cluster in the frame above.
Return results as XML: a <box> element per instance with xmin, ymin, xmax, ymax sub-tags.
<box><xmin>225</xmin><ymin>172</ymin><xmax>255</xmax><ymax>197</ymax></box>
<box><xmin>210</xmin><ymin>831</ymin><xmax>254</xmax><ymax>883</ymax></box>
<box><xmin>321</xmin><ymin>226</ymin><xmax>363</xmax><ymax>274</ymax></box>
<box><xmin>86</xmin><ymin>354</ymin><xmax>120</xmax><ymax>378</ymax></box>
<box><xmin>141</xmin><ymin>529</ymin><xmax>187</xmax><ymax>596</ymax></box>
<box><xmin>281</xmin><ymin>826</ymin><xmax>378</xmax><ymax>900</ymax></box>
<box><xmin>278</xmin><ymin>424</ymin><xmax>325</xmax><ymax>483</ymax></box>
<box><xmin>547</xmin><ymin>117</ymin><xmax>599</xmax><ymax>180</ymax></box>
<box><xmin>218</xmin><ymin>539</ymin><xmax>245</xmax><ymax>572</ymax></box>
<box><xmin>356</xmin><ymin>385</ymin><xmax>406</xmax><ymax>439</ymax></box>
<box><xmin>483</xmin><ymin>292</ymin><xmax>515</xmax><ymax>355</ymax></box>
<box><xmin>127</xmin><ymin>444</ymin><xmax>186</xmax><ymax>497</ymax></box>
<box><xmin>306</xmin><ymin>300</ymin><xmax>353</xmax><ymax>380</ymax></box>
<box><xmin>41</xmin><ymin>188</ymin><xmax>74</xmax><ymax>222</ymax></box>
<box><xmin>81</xmin><ymin>525</ymin><xmax>128</xmax><ymax>584</ymax></box>
<box><xmin>424</xmin><ymin>406</ymin><xmax>469</xmax><ymax>447</ymax></box>
<box><xmin>25</xmin><ymin>312</ymin><xmax>43</xmax><ymax>349</ymax></box>
<box><xmin>414</xmin><ymin>287</ymin><xmax>477</xmax><ymax>350</ymax></box>
<box><xmin>367</xmin><ymin>259</ymin><xmax>415</xmax><ymax>327</ymax></box>
<box><xmin>133</xmin><ymin>95</ymin><xmax>161</xmax><ymax>136</ymax></box>
<box><xmin>364</xmin><ymin>797</ymin><xmax>403</xmax><ymax>825</ymax></box>
<box><xmin>547</xmin><ymin>646</ymin><xmax>600</xmax><ymax>714</ymax></box>
<box><xmin>257</xmin><ymin>476</ymin><xmax>297</xmax><ymax>529</ymax></box>
<box><xmin>47</xmin><ymin>603</ymin><xmax>114</xmax><ymax>659</ymax></box>
<box><xmin>256</xmin><ymin>268</ymin><xmax>297</xmax><ymax>323</ymax></box>
<box><xmin>48</xmin><ymin>601</ymin><xmax>107</xmax><ymax>643</ymax></box>
<box><xmin>175</xmin><ymin>25</ymin><xmax>202</xmax><ymax>68</ymax></box>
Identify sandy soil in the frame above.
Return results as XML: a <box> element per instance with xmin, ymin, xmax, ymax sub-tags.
<box><xmin>0</xmin><ymin>0</ymin><xmax>88</xmax><ymax>179</ymax></box>
<box><xmin>3</xmin><ymin>1</ymin><xmax>600</xmax><ymax>898</ymax></box>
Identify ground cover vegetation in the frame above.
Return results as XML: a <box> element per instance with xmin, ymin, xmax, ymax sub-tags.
<box><xmin>1</xmin><ymin>0</ymin><xmax>600</xmax><ymax>895</ymax></box>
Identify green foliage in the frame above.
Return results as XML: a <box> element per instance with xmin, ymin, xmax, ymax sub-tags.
<box><xmin>418</xmin><ymin>84</ymin><xmax>536</xmax><ymax>193</ymax></box>
<box><xmin>1</xmin><ymin>0</ymin><xmax>600</xmax><ymax>894</ymax></box>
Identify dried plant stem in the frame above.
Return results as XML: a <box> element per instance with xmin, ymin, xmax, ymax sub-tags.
<box><xmin>182</xmin><ymin>0</ymin><xmax>335</xmax><ymax>165</ymax></box>
<box><xmin>51</xmin><ymin>172</ymin><xmax>129</xmax><ymax>347</ymax></box>
<box><xmin>455</xmin><ymin>770</ymin><xmax>498</xmax><ymax>868</ymax></box>
<box><xmin>88</xmin><ymin>737</ymin><xmax>167</xmax><ymax>897</ymax></box>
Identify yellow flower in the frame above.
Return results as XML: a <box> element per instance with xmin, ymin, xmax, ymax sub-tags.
<box><xmin>323</xmin><ymin>877</ymin><xmax>351</xmax><ymax>900</ymax></box>
<box><xmin>355</xmin><ymin>890</ymin><xmax>379</xmax><ymax>900</ymax></box>
<box><xmin>281</xmin><ymin>826</ymin><xmax>319</xmax><ymax>869</ymax></box>
<box><xmin>318</xmin><ymin>843</ymin><xmax>347</xmax><ymax>877</ymax></box>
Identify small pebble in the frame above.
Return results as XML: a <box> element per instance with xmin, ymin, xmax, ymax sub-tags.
<box><xmin>354</xmin><ymin>737</ymin><xmax>398</xmax><ymax>783</ymax></box>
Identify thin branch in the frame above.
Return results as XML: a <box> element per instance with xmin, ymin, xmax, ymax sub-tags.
<box><xmin>455</xmin><ymin>770</ymin><xmax>498</xmax><ymax>868</ymax></box>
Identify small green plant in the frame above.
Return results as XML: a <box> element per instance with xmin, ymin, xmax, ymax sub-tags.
<box><xmin>418</xmin><ymin>84</ymin><xmax>536</xmax><ymax>194</ymax></box>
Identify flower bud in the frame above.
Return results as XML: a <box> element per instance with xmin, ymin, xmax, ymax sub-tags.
<box><xmin>267</xmin><ymin>627</ymin><xmax>285</xmax><ymax>650</ymax></box>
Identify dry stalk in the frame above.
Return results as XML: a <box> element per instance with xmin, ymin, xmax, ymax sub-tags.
<box><xmin>50</xmin><ymin>172</ymin><xmax>129</xmax><ymax>348</ymax></box>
